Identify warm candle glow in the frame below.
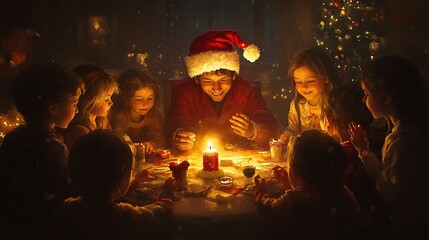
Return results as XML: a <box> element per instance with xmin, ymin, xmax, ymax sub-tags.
<box><xmin>202</xmin><ymin>140</ymin><xmax>219</xmax><ymax>172</ymax></box>
<box><xmin>204</xmin><ymin>141</ymin><xmax>217</xmax><ymax>152</ymax></box>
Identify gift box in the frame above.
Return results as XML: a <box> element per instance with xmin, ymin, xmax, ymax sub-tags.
<box><xmin>160</xmin><ymin>149</ymin><xmax>171</xmax><ymax>158</ymax></box>
<box><xmin>169</xmin><ymin>160</ymin><xmax>190</xmax><ymax>191</ymax></box>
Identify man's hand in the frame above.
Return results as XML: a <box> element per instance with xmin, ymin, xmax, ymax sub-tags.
<box><xmin>173</xmin><ymin>130</ymin><xmax>196</xmax><ymax>151</ymax></box>
<box><xmin>229</xmin><ymin>112</ymin><xmax>255</xmax><ymax>138</ymax></box>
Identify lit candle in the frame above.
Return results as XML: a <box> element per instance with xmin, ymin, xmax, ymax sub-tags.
<box><xmin>202</xmin><ymin>141</ymin><xmax>219</xmax><ymax>172</ymax></box>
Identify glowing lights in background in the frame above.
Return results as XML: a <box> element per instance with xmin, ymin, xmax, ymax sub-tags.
<box><xmin>0</xmin><ymin>113</ymin><xmax>25</xmax><ymax>145</ymax></box>
<box><xmin>314</xmin><ymin>0</ymin><xmax>386</xmax><ymax>81</ymax></box>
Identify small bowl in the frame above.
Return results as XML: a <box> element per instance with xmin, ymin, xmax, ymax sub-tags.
<box><xmin>224</xmin><ymin>143</ymin><xmax>238</xmax><ymax>151</ymax></box>
<box><xmin>219</xmin><ymin>176</ymin><xmax>234</xmax><ymax>188</ymax></box>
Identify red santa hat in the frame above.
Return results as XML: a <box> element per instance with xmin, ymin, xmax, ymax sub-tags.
<box><xmin>185</xmin><ymin>29</ymin><xmax>260</xmax><ymax>78</ymax></box>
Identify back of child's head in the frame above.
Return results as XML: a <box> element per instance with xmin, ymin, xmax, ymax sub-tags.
<box><xmin>287</xmin><ymin>130</ymin><xmax>347</xmax><ymax>190</ymax></box>
<box><xmin>288</xmin><ymin>46</ymin><xmax>342</xmax><ymax>98</ymax></box>
<box><xmin>73</xmin><ymin>67</ymin><xmax>118</xmax><ymax>126</ymax></box>
<box><xmin>68</xmin><ymin>129</ymin><xmax>133</xmax><ymax>202</ymax></box>
<box><xmin>359</xmin><ymin>55</ymin><xmax>429</xmax><ymax>125</ymax></box>
<box><xmin>326</xmin><ymin>83</ymin><xmax>373</xmax><ymax>129</ymax></box>
<box><xmin>14</xmin><ymin>62</ymin><xmax>84</xmax><ymax>125</ymax></box>
<box><xmin>117</xmin><ymin>67</ymin><xmax>159</xmax><ymax>108</ymax></box>
<box><xmin>73</xmin><ymin>63</ymin><xmax>104</xmax><ymax>79</ymax></box>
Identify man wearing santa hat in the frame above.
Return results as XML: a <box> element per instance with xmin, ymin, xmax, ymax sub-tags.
<box><xmin>166</xmin><ymin>29</ymin><xmax>281</xmax><ymax>151</ymax></box>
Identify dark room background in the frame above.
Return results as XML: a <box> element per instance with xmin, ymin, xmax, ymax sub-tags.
<box><xmin>1</xmin><ymin>0</ymin><xmax>428</xmax><ymax>128</ymax></box>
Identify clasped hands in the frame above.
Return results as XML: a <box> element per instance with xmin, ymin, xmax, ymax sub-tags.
<box><xmin>173</xmin><ymin>112</ymin><xmax>255</xmax><ymax>151</ymax></box>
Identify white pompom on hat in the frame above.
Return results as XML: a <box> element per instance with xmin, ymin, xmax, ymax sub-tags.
<box><xmin>185</xmin><ymin>29</ymin><xmax>260</xmax><ymax>78</ymax></box>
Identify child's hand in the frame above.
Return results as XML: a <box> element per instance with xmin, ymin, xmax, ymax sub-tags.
<box><xmin>273</xmin><ymin>166</ymin><xmax>292</xmax><ymax>189</ymax></box>
<box><xmin>143</xmin><ymin>142</ymin><xmax>156</xmax><ymax>154</ymax></box>
<box><xmin>128</xmin><ymin>169</ymin><xmax>151</xmax><ymax>191</ymax></box>
<box><xmin>273</xmin><ymin>166</ymin><xmax>287</xmax><ymax>181</ymax></box>
<box><xmin>348</xmin><ymin>122</ymin><xmax>370</xmax><ymax>156</ymax></box>
<box><xmin>320</xmin><ymin>112</ymin><xmax>335</xmax><ymax>137</ymax></box>
<box><xmin>229</xmin><ymin>112</ymin><xmax>255</xmax><ymax>138</ymax></box>
<box><xmin>254</xmin><ymin>175</ymin><xmax>266</xmax><ymax>190</ymax></box>
<box><xmin>279</xmin><ymin>133</ymin><xmax>290</xmax><ymax>145</ymax></box>
<box><xmin>163</xmin><ymin>177</ymin><xmax>179</xmax><ymax>194</ymax></box>
<box><xmin>134</xmin><ymin>169</ymin><xmax>150</xmax><ymax>183</ymax></box>
<box><xmin>174</xmin><ymin>130</ymin><xmax>196</xmax><ymax>151</ymax></box>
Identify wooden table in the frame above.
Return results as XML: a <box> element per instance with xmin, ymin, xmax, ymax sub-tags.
<box><xmin>121</xmin><ymin>147</ymin><xmax>288</xmax><ymax>239</ymax></box>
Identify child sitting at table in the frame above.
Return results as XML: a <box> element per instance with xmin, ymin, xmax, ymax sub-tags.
<box><xmin>49</xmin><ymin>129</ymin><xmax>178</xmax><ymax>240</ymax></box>
<box><xmin>321</xmin><ymin>83</ymin><xmax>387</xmax><ymax>221</ymax></box>
<box><xmin>110</xmin><ymin>67</ymin><xmax>165</xmax><ymax>155</ymax></box>
<box><xmin>0</xmin><ymin>62</ymin><xmax>84</xmax><ymax>239</ymax></box>
<box><xmin>279</xmin><ymin>46</ymin><xmax>345</xmax><ymax>146</ymax></box>
<box><xmin>254</xmin><ymin>130</ymin><xmax>364</xmax><ymax>239</ymax></box>
<box><xmin>348</xmin><ymin>55</ymin><xmax>429</xmax><ymax>239</ymax></box>
<box><xmin>64</xmin><ymin>65</ymin><xmax>118</xmax><ymax>149</ymax></box>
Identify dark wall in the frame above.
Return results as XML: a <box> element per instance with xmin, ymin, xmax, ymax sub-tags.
<box><xmin>1</xmin><ymin>0</ymin><xmax>428</xmax><ymax>128</ymax></box>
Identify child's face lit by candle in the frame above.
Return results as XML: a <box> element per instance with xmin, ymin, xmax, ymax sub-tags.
<box><xmin>91</xmin><ymin>91</ymin><xmax>115</xmax><ymax>117</ymax></box>
<box><xmin>53</xmin><ymin>91</ymin><xmax>81</xmax><ymax>128</ymax></box>
<box><xmin>129</xmin><ymin>87</ymin><xmax>155</xmax><ymax>116</ymax></box>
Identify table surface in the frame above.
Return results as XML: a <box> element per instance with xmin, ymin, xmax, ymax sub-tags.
<box><xmin>120</xmin><ymin>146</ymin><xmax>289</xmax><ymax>239</ymax></box>
<box><xmin>123</xmin><ymin>146</ymin><xmax>288</xmax><ymax>217</ymax></box>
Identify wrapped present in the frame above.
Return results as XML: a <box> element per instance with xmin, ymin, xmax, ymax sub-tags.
<box><xmin>159</xmin><ymin>149</ymin><xmax>171</xmax><ymax>158</ymax></box>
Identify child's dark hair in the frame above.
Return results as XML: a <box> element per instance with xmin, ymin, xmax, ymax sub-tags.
<box><xmin>326</xmin><ymin>82</ymin><xmax>373</xmax><ymax>129</ymax></box>
<box><xmin>287</xmin><ymin>130</ymin><xmax>347</xmax><ymax>190</ymax></box>
<box><xmin>73</xmin><ymin>63</ymin><xmax>104</xmax><ymax>79</ymax></box>
<box><xmin>118</xmin><ymin>68</ymin><xmax>159</xmax><ymax>108</ymax></box>
<box><xmin>358</xmin><ymin>55</ymin><xmax>429</xmax><ymax>129</ymax></box>
<box><xmin>68</xmin><ymin>129</ymin><xmax>133</xmax><ymax>201</ymax></box>
<box><xmin>13</xmin><ymin>62</ymin><xmax>84</xmax><ymax>124</ymax></box>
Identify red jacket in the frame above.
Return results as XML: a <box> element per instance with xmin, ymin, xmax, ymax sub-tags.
<box><xmin>166</xmin><ymin>76</ymin><xmax>281</xmax><ymax>148</ymax></box>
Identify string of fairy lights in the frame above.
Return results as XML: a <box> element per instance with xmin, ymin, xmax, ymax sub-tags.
<box><xmin>0</xmin><ymin>114</ymin><xmax>25</xmax><ymax>144</ymax></box>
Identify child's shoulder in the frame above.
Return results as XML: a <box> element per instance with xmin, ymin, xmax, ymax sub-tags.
<box><xmin>1</xmin><ymin>126</ymin><xmax>29</xmax><ymax>152</ymax></box>
<box><xmin>69</xmin><ymin>124</ymin><xmax>91</xmax><ymax>136</ymax></box>
<box><xmin>110</xmin><ymin>108</ymin><xmax>127</xmax><ymax>121</ymax></box>
<box><xmin>3</xmin><ymin>125</ymin><xmax>29</xmax><ymax>139</ymax></box>
<box><xmin>2</xmin><ymin>125</ymin><xmax>60</xmax><ymax>147</ymax></box>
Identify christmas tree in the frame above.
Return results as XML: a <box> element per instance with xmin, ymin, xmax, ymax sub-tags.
<box><xmin>314</xmin><ymin>0</ymin><xmax>387</xmax><ymax>82</ymax></box>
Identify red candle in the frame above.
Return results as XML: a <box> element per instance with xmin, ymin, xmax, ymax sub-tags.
<box><xmin>202</xmin><ymin>142</ymin><xmax>218</xmax><ymax>172</ymax></box>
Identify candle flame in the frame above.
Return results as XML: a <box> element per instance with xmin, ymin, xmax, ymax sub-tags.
<box><xmin>204</xmin><ymin>140</ymin><xmax>217</xmax><ymax>152</ymax></box>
